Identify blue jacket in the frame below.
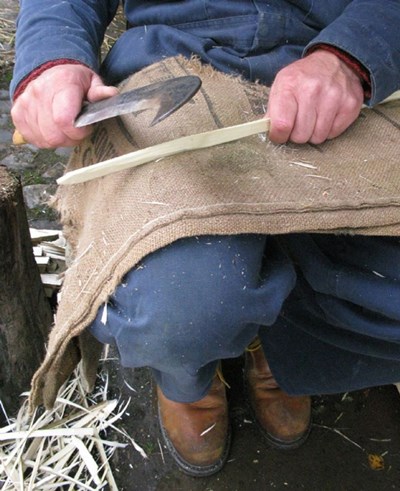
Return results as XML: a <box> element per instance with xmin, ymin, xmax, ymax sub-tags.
<box><xmin>11</xmin><ymin>0</ymin><xmax>400</xmax><ymax>105</ymax></box>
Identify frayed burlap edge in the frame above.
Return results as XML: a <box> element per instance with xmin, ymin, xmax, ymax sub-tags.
<box><xmin>29</xmin><ymin>55</ymin><xmax>400</xmax><ymax>410</ymax></box>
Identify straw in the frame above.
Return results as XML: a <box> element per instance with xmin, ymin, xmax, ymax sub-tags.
<box><xmin>0</xmin><ymin>368</ymin><xmax>147</xmax><ymax>490</ymax></box>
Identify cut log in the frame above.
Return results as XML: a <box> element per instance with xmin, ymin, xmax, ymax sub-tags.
<box><xmin>0</xmin><ymin>166</ymin><xmax>53</xmax><ymax>419</ymax></box>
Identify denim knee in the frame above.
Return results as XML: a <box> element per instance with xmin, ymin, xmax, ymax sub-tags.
<box><xmin>89</xmin><ymin>234</ymin><xmax>296</xmax><ymax>374</ymax></box>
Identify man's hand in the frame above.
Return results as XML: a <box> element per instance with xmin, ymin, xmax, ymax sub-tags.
<box><xmin>11</xmin><ymin>64</ymin><xmax>118</xmax><ymax>148</ymax></box>
<box><xmin>266</xmin><ymin>50</ymin><xmax>364</xmax><ymax>145</ymax></box>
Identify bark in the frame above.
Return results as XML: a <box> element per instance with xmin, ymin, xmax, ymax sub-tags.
<box><xmin>0</xmin><ymin>165</ymin><xmax>52</xmax><ymax>418</ymax></box>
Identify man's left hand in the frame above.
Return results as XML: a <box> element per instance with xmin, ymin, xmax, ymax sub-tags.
<box><xmin>266</xmin><ymin>49</ymin><xmax>364</xmax><ymax>144</ymax></box>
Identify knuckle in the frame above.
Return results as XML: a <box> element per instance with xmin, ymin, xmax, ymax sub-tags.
<box><xmin>306</xmin><ymin>78</ymin><xmax>323</xmax><ymax>93</ymax></box>
<box><xmin>29</xmin><ymin>80</ymin><xmax>44</xmax><ymax>98</ymax></box>
<box><xmin>52</xmin><ymin>110</ymin><xmax>72</xmax><ymax>128</ymax></box>
<box><xmin>290</xmin><ymin>134</ymin><xmax>307</xmax><ymax>144</ymax></box>
<box><xmin>45</xmin><ymin>133</ymin><xmax>64</xmax><ymax>148</ymax></box>
<box><xmin>13</xmin><ymin>91</ymin><xmax>28</xmax><ymax>110</ymax></box>
<box><xmin>325</xmin><ymin>85</ymin><xmax>341</xmax><ymax>101</ymax></box>
<box><xmin>273</xmin><ymin>118</ymin><xmax>292</xmax><ymax>134</ymax></box>
<box><xmin>344</xmin><ymin>95</ymin><xmax>362</xmax><ymax>114</ymax></box>
<box><xmin>10</xmin><ymin>104</ymin><xmax>19</xmax><ymax>122</ymax></box>
<box><xmin>289</xmin><ymin>129</ymin><xmax>308</xmax><ymax>144</ymax></box>
<box><xmin>310</xmin><ymin>133</ymin><xmax>326</xmax><ymax>145</ymax></box>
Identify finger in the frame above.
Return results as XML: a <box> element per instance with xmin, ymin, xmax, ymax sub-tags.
<box><xmin>11</xmin><ymin>120</ymin><xmax>36</xmax><ymax>146</ymax></box>
<box><xmin>31</xmin><ymin>104</ymin><xmax>68</xmax><ymax>148</ymax></box>
<box><xmin>11</xmin><ymin>96</ymin><xmax>45</xmax><ymax>146</ymax></box>
<box><xmin>328</xmin><ymin>97</ymin><xmax>362</xmax><ymax>140</ymax></box>
<box><xmin>31</xmin><ymin>101</ymin><xmax>88</xmax><ymax>148</ymax></box>
<box><xmin>36</xmin><ymin>117</ymin><xmax>87</xmax><ymax>147</ymax></box>
<box><xmin>49</xmin><ymin>86</ymin><xmax>92</xmax><ymax>143</ymax></box>
<box><xmin>87</xmin><ymin>74</ymin><xmax>119</xmax><ymax>103</ymax></box>
<box><xmin>267</xmin><ymin>88</ymin><xmax>298</xmax><ymax>144</ymax></box>
<box><xmin>11</xmin><ymin>64</ymin><xmax>100</xmax><ymax>148</ymax></box>
<box><xmin>12</xmin><ymin>80</ymin><xmax>73</xmax><ymax>147</ymax></box>
<box><xmin>309</xmin><ymin>98</ymin><xmax>339</xmax><ymax>144</ymax></box>
<box><xmin>288</xmin><ymin>101</ymin><xmax>317</xmax><ymax>144</ymax></box>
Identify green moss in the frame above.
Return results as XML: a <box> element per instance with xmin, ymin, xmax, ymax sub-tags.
<box><xmin>0</xmin><ymin>65</ymin><xmax>13</xmax><ymax>88</ymax></box>
<box><xmin>26</xmin><ymin>204</ymin><xmax>58</xmax><ymax>222</ymax></box>
<box><xmin>33</xmin><ymin>148</ymin><xmax>63</xmax><ymax>167</ymax></box>
<box><xmin>142</xmin><ymin>440</ymin><xmax>157</xmax><ymax>456</ymax></box>
<box><xmin>20</xmin><ymin>169</ymin><xmax>47</xmax><ymax>186</ymax></box>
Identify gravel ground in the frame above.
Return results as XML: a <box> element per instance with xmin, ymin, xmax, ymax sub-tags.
<box><xmin>0</xmin><ymin>82</ymin><xmax>70</xmax><ymax>229</ymax></box>
<box><xmin>1</xmin><ymin>3</ymin><xmax>400</xmax><ymax>490</ymax></box>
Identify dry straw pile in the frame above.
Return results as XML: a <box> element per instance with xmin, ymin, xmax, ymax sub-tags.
<box><xmin>0</xmin><ymin>3</ymin><xmax>124</xmax><ymax>72</ymax></box>
<box><xmin>0</xmin><ymin>369</ymin><xmax>147</xmax><ymax>490</ymax></box>
<box><xmin>0</xmin><ymin>6</ymin><xmax>139</xmax><ymax>489</ymax></box>
<box><xmin>0</xmin><ymin>7</ymin><xmax>16</xmax><ymax>71</ymax></box>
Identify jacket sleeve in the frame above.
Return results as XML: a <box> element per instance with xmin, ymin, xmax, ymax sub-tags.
<box><xmin>304</xmin><ymin>0</ymin><xmax>400</xmax><ymax>105</ymax></box>
<box><xmin>10</xmin><ymin>0</ymin><xmax>119</xmax><ymax>98</ymax></box>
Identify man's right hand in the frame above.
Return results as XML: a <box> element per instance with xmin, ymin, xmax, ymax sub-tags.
<box><xmin>11</xmin><ymin>64</ymin><xmax>118</xmax><ymax>148</ymax></box>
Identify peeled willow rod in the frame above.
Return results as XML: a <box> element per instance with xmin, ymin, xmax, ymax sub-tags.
<box><xmin>57</xmin><ymin>118</ymin><xmax>271</xmax><ymax>186</ymax></box>
<box><xmin>57</xmin><ymin>87</ymin><xmax>400</xmax><ymax>186</ymax></box>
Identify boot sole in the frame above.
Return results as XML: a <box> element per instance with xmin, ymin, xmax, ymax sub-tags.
<box><xmin>158</xmin><ymin>407</ymin><xmax>232</xmax><ymax>477</ymax></box>
<box><xmin>243</xmin><ymin>376</ymin><xmax>312</xmax><ymax>450</ymax></box>
<box><xmin>250</xmin><ymin>406</ymin><xmax>311</xmax><ymax>450</ymax></box>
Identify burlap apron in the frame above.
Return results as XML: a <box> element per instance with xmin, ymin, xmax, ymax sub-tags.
<box><xmin>30</xmin><ymin>56</ymin><xmax>400</xmax><ymax>409</ymax></box>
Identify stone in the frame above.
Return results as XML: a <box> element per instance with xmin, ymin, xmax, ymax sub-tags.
<box><xmin>0</xmin><ymin>100</ymin><xmax>11</xmax><ymax>112</ymax></box>
<box><xmin>42</xmin><ymin>161</ymin><xmax>66</xmax><ymax>179</ymax></box>
<box><xmin>1</xmin><ymin>149</ymin><xmax>37</xmax><ymax>170</ymax></box>
<box><xmin>22</xmin><ymin>184</ymin><xmax>56</xmax><ymax>209</ymax></box>
<box><xmin>0</xmin><ymin>128</ymin><xmax>12</xmax><ymax>144</ymax></box>
<box><xmin>55</xmin><ymin>147</ymin><xmax>73</xmax><ymax>158</ymax></box>
<box><xmin>0</xmin><ymin>114</ymin><xmax>10</xmax><ymax>128</ymax></box>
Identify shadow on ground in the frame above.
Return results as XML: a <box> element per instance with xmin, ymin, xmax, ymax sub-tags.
<box><xmin>102</xmin><ymin>355</ymin><xmax>400</xmax><ymax>491</ymax></box>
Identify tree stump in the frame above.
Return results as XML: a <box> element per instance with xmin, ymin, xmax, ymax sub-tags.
<box><xmin>0</xmin><ymin>165</ymin><xmax>53</xmax><ymax>419</ymax></box>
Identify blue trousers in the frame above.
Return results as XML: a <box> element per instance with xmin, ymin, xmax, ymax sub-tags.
<box><xmin>89</xmin><ymin>234</ymin><xmax>400</xmax><ymax>403</ymax></box>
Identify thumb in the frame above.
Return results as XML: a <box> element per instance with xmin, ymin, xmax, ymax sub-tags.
<box><xmin>86</xmin><ymin>73</ymin><xmax>119</xmax><ymax>102</ymax></box>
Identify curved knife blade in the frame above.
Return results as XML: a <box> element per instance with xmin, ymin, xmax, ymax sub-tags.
<box><xmin>74</xmin><ymin>75</ymin><xmax>202</xmax><ymax>128</ymax></box>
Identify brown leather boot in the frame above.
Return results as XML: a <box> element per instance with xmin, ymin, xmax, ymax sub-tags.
<box><xmin>245</xmin><ymin>338</ymin><xmax>311</xmax><ymax>449</ymax></box>
<box><xmin>157</xmin><ymin>375</ymin><xmax>231</xmax><ymax>476</ymax></box>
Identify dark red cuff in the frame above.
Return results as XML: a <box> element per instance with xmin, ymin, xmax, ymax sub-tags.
<box><xmin>307</xmin><ymin>44</ymin><xmax>371</xmax><ymax>100</ymax></box>
<box><xmin>13</xmin><ymin>59</ymin><xmax>88</xmax><ymax>101</ymax></box>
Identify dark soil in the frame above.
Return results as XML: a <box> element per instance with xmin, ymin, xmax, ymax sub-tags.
<box><xmin>102</xmin><ymin>353</ymin><xmax>400</xmax><ymax>491</ymax></box>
